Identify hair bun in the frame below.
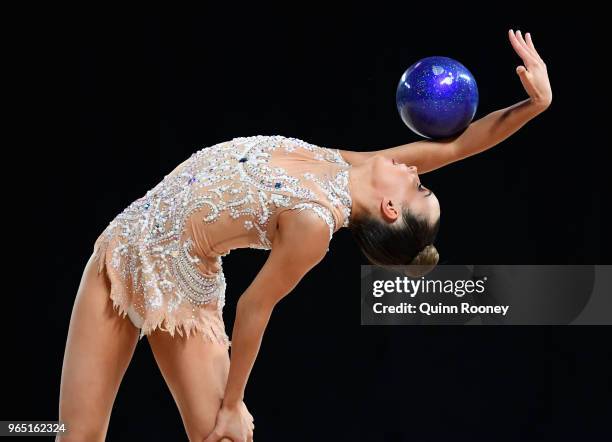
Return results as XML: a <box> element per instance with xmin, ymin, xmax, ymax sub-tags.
<box><xmin>405</xmin><ymin>244</ymin><xmax>439</xmax><ymax>277</ymax></box>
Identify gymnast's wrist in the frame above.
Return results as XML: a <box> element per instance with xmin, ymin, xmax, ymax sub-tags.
<box><xmin>529</xmin><ymin>96</ymin><xmax>552</xmax><ymax>112</ymax></box>
<box><xmin>221</xmin><ymin>395</ymin><xmax>243</xmax><ymax>409</ymax></box>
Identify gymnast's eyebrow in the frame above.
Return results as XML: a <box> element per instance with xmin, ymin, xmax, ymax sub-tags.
<box><xmin>425</xmin><ymin>191</ymin><xmax>433</xmax><ymax>197</ymax></box>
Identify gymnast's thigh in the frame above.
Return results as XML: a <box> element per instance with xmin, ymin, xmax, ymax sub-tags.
<box><xmin>57</xmin><ymin>252</ymin><xmax>140</xmax><ymax>441</ymax></box>
<box><xmin>147</xmin><ymin>328</ymin><xmax>231</xmax><ymax>441</ymax></box>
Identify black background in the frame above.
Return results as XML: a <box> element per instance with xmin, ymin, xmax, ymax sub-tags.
<box><xmin>5</xmin><ymin>10</ymin><xmax>611</xmax><ymax>442</ymax></box>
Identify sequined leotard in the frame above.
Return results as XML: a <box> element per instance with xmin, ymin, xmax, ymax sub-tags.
<box><xmin>92</xmin><ymin>135</ymin><xmax>353</xmax><ymax>348</ymax></box>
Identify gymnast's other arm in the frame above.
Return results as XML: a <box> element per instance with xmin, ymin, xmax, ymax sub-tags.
<box><xmin>204</xmin><ymin>209</ymin><xmax>330</xmax><ymax>442</ymax></box>
<box><xmin>339</xmin><ymin>29</ymin><xmax>553</xmax><ymax>174</ymax></box>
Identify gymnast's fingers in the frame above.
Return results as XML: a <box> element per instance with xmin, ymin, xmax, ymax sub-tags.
<box><xmin>525</xmin><ymin>32</ymin><xmax>545</xmax><ymax>64</ymax></box>
<box><xmin>508</xmin><ymin>29</ymin><xmax>538</xmax><ymax>68</ymax></box>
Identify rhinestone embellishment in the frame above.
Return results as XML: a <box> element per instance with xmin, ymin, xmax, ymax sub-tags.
<box><xmin>96</xmin><ymin>135</ymin><xmax>353</xmax><ymax>313</ymax></box>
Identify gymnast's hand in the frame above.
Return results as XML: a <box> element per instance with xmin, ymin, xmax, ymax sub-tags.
<box><xmin>203</xmin><ymin>400</ymin><xmax>254</xmax><ymax>442</ymax></box>
<box><xmin>508</xmin><ymin>29</ymin><xmax>552</xmax><ymax>109</ymax></box>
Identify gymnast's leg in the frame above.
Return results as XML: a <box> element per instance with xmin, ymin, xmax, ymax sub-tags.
<box><xmin>147</xmin><ymin>327</ymin><xmax>236</xmax><ymax>442</ymax></box>
<box><xmin>56</xmin><ymin>253</ymin><xmax>140</xmax><ymax>441</ymax></box>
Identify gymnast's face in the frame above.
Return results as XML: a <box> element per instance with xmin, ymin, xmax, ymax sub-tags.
<box><xmin>370</xmin><ymin>154</ymin><xmax>440</xmax><ymax>226</ymax></box>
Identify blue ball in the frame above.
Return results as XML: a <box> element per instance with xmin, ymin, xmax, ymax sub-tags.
<box><xmin>396</xmin><ymin>56</ymin><xmax>479</xmax><ymax>139</ymax></box>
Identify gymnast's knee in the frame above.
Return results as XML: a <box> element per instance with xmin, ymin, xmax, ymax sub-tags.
<box><xmin>184</xmin><ymin>413</ymin><xmax>218</xmax><ymax>442</ymax></box>
<box><xmin>55</xmin><ymin>423</ymin><xmax>106</xmax><ymax>442</ymax></box>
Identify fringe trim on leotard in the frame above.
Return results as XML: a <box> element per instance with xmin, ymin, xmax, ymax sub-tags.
<box><xmin>91</xmin><ymin>237</ymin><xmax>231</xmax><ymax>349</ymax></box>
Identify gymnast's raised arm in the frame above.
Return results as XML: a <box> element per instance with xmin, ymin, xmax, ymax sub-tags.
<box><xmin>339</xmin><ymin>29</ymin><xmax>552</xmax><ymax>174</ymax></box>
<box><xmin>204</xmin><ymin>208</ymin><xmax>330</xmax><ymax>442</ymax></box>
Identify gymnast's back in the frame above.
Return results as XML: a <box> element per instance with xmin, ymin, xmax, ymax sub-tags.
<box><xmin>92</xmin><ymin>135</ymin><xmax>353</xmax><ymax>300</ymax></box>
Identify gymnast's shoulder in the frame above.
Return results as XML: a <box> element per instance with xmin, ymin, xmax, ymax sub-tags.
<box><xmin>272</xmin><ymin>207</ymin><xmax>331</xmax><ymax>262</ymax></box>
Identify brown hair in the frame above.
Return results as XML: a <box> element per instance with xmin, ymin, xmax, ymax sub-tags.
<box><xmin>348</xmin><ymin>208</ymin><xmax>440</xmax><ymax>277</ymax></box>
